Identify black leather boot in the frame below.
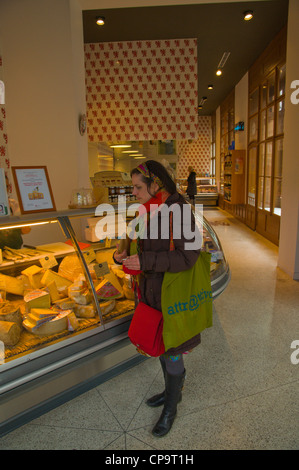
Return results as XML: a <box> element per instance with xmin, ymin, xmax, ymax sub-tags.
<box><xmin>147</xmin><ymin>365</ymin><xmax>185</xmax><ymax>407</ymax></box>
<box><xmin>151</xmin><ymin>370</ymin><xmax>185</xmax><ymax>437</ymax></box>
<box><xmin>146</xmin><ymin>356</ymin><xmax>166</xmax><ymax>407</ymax></box>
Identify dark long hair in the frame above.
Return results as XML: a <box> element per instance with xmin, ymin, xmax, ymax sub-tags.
<box><xmin>131</xmin><ymin>160</ymin><xmax>177</xmax><ymax>195</ymax></box>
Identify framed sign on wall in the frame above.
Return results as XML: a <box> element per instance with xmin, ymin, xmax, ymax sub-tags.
<box><xmin>11</xmin><ymin>166</ymin><xmax>56</xmax><ymax>214</ymax></box>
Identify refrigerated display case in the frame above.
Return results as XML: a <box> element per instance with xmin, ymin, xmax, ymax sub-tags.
<box><xmin>177</xmin><ymin>177</ymin><xmax>218</xmax><ymax>206</ymax></box>
<box><xmin>0</xmin><ymin>205</ymin><xmax>230</xmax><ymax>436</ymax></box>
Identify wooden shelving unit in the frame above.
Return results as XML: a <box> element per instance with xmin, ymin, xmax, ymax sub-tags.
<box><xmin>223</xmin><ymin>150</ymin><xmax>245</xmax><ymax>205</ymax></box>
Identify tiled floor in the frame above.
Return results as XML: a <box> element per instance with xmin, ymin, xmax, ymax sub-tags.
<box><xmin>0</xmin><ymin>208</ymin><xmax>298</xmax><ymax>450</ymax></box>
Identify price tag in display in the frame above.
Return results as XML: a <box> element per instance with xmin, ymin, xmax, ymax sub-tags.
<box><xmin>40</xmin><ymin>255</ymin><xmax>58</xmax><ymax>270</ymax></box>
<box><xmin>94</xmin><ymin>261</ymin><xmax>110</xmax><ymax>278</ymax></box>
<box><xmin>83</xmin><ymin>249</ymin><xmax>96</xmax><ymax>264</ymax></box>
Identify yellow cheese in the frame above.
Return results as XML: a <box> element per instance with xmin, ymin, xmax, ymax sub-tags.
<box><xmin>74</xmin><ymin>304</ymin><xmax>95</xmax><ymax>318</ymax></box>
<box><xmin>53</xmin><ymin>298</ymin><xmax>76</xmax><ymax>310</ymax></box>
<box><xmin>0</xmin><ymin>320</ymin><xmax>21</xmax><ymax>346</ymax></box>
<box><xmin>0</xmin><ymin>273</ymin><xmax>24</xmax><ymax>296</ymax></box>
<box><xmin>68</xmin><ymin>288</ymin><xmax>92</xmax><ymax>305</ymax></box>
<box><xmin>21</xmin><ymin>265</ymin><xmax>43</xmax><ymax>277</ymax></box>
<box><xmin>23</xmin><ymin>313</ymin><xmax>68</xmax><ymax>336</ymax></box>
<box><xmin>21</xmin><ymin>265</ymin><xmax>44</xmax><ymax>289</ymax></box>
<box><xmin>24</xmin><ymin>290</ymin><xmax>51</xmax><ymax>312</ymax></box>
<box><xmin>41</xmin><ymin>270</ymin><xmax>72</xmax><ymax>294</ymax></box>
<box><xmin>104</xmin><ymin>271</ymin><xmax>123</xmax><ymax>295</ymax></box>
<box><xmin>45</xmin><ymin>280</ymin><xmax>61</xmax><ymax>302</ymax></box>
<box><xmin>67</xmin><ymin>311</ymin><xmax>79</xmax><ymax>331</ymax></box>
<box><xmin>0</xmin><ymin>303</ymin><xmax>22</xmax><ymax>328</ymax></box>
<box><xmin>29</xmin><ymin>308</ymin><xmax>57</xmax><ymax>318</ymax></box>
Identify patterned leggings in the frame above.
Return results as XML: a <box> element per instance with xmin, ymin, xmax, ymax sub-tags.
<box><xmin>161</xmin><ymin>354</ymin><xmax>184</xmax><ymax>375</ymax></box>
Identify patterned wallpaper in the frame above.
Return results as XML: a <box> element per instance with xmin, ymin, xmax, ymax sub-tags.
<box><xmin>177</xmin><ymin>116</ymin><xmax>211</xmax><ymax>177</ymax></box>
<box><xmin>84</xmin><ymin>39</ymin><xmax>198</xmax><ymax>142</ymax></box>
<box><xmin>0</xmin><ymin>54</ymin><xmax>11</xmax><ymax>194</ymax></box>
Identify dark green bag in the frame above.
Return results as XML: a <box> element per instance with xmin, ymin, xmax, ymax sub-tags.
<box><xmin>161</xmin><ymin>251</ymin><xmax>213</xmax><ymax>352</ymax></box>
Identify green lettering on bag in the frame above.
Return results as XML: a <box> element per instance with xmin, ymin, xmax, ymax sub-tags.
<box><xmin>161</xmin><ymin>251</ymin><xmax>213</xmax><ymax>351</ymax></box>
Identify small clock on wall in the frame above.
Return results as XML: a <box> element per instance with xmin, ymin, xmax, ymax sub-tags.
<box><xmin>79</xmin><ymin>113</ymin><xmax>87</xmax><ymax>136</ymax></box>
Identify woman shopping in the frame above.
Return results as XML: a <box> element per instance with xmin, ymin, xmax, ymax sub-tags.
<box><xmin>113</xmin><ymin>160</ymin><xmax>203</xmax><ymax>437</ymax></box>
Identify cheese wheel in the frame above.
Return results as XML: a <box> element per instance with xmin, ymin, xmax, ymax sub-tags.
<box><xmin>0</xmin><ymin>303</ymin><xmax>22</xmax><ymax>328</ymax></box>
<box><xmin>23</xmin><ymin>314</ymin><xmax>68</xmax><ymax>336</ymax></box>
<box><xmin>0</xmin><ymin>321</ymin><xmax>21</xmax><ymax>346</ymax></box>
<box><xmin>74</xmin><ymin>304</ymin><xmax>95</xmax><ymax>318</ymax></box>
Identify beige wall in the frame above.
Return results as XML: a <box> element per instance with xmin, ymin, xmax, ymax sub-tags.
<box><xmin>0</xmin><ymin>0</ymin><xmax>89</xmax><ymax>245</ymax></box>
<box><xmin>0</xmin><ymin>0</ymin><xmax>89</xmax><ymax>214</ymax></box>
<box><xmin>278</xmin><ymin>0</ymin><xmax>299</xmax><ymax>279</ymax></box>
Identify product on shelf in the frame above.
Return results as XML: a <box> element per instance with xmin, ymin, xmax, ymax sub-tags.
<box><xmin>0</xmin><ymin>320</ymin><xmax>21</xmax><ymax>346</ymax></box>
<box><xmin>41</xmin><ymin>269</ymin><xmax>73</xmax><ymax>295</ymax></box>
<box><xmin>23</xmin><ymin>311</ymin><xmax>70</xmax><ymax>336</ymax></box>
<box><xmin>0</xmin><ymin>273</ymin><xmax>24</xmax><ymax>296</ymax></box>
<box><xmin>24</xmin><ymin>290</ymin><xmax>51</xmax><ymax>312</ymax></box>
<box><xmin>21</xmin><ymin>265</ymin><xmax>44</xmax><ymax>289</ymax></box>
<box><xmin>0</xmin><ymin>303</ymin><xmax>22</xmax><ymax>328</ymax></box>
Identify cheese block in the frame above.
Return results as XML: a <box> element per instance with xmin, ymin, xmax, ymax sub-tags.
<box><xmin>24</xmin><ymin>290</ymin><xmax>51</xmax><ymax>312</ymax></box>
<box><xmin>21</xmin><ymin>265</ymin><xmax>43</xmax><ymax>277</ymax></box>
<box><xmin>23</xmin><ymin>312</ymin><xmax>68</xmax><ymax>336</ymax></box>
<box><xmin>95</xmin><ymin>279</ymin><xmax>123</xmax><ymax>300</ymax></box>
<box><xmin>74</xmin><ymin>304</ymin><xmax>96</xmax><ymax>318</ymax></box>
<box><xmin>0</xmin><ymin>320</ymin><xmax>21</xmax><ymax>346</ymax></box>
<box><xmin>21</xmin><ymin>265</ymin><xmax>44</xmax><ymax>289</ymax></box>
<box><xmin>100</xmin><ymin>299</ymin><xmax>115</xmax><ymax>315</ymax></box>
<box><xmin>104</xmin><ymin>271</ymin><xmax>123</xmax><ymax>295</ymax></box>
<box><xmin>53</xmin><ymin>298</ymin><xmax>76</xmax><ymax>310</ymax></box>
<box><xmin>0</xmin><ymin>273</ymin><xmax>24</xmax><ymax>296</ymax></box>
<box><xmin>29</xmin><ymin>308</ymin><xmax>57</xmax><ymax>318</ymax></box>
<box><xmin>41</xmin><ymin>270</ymin><xmax>72</xmax><ymax>295</ymax></box>
<box><xmin>0</xmin><ymin>303</ymin><xmax>22</xmax><ymax>328</ymax></box>
<box><xmin>95</xmin><ymin>248</ymin><xmax>116</xmax><ymax>265</ymax></box>
<box><xmin>67</xmin><ymin>311</ymin><xmax>79</xmax><ymax>331</ymax></box>
<box><xmin>45</xmin><ymin>281</ymin><xmax>61</xmax><ymax>302</ymax></box>
<box><xmin>68</xmin><ymin>288</ymin><xmax>92</xmax><ymax>305</ymax></box>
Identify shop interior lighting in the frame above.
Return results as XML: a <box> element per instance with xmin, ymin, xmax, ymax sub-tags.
<box><xmin>218</xmin><ymin>52</ymin><xmax>230</xmax><ymax>68</ymax></box>
<box><xmin>243</xmin><ymin>10</ymin><xmax>253</xmax><ymax>21</ymax></box>
<box><xmin>0</xmin><ymin>220</ymin><xmax>57</xmax><ymax>231</ymax></box>
<box><xmin>208</xmin><ymin>85</ymin><xmax>213</xmax><ymax>90</ymax></box>
<box><xmin>109</xmin><ymin>144</ymin><xmax>131</xmax><ymax>148</ymax></box>
<box><xmin>122</xmin><ymin>150</ymin><xmax>139</xmax><ymax>154</ymax></box>
<box><xmin>96</xmin><ymin>16</ymin><xmax>105</xmax><ymax>26</ymax></box>
<box><xmin>216</xmin><ymin>69</ymin><xmax>222</xmax><ymax>76</ymax></box>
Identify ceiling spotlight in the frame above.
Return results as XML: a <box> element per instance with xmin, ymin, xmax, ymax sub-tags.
<box><xmin>216</xmin><ymin>69</ymin><xmax>222</xmax><ymax>76</ymax></box>
<box><xmin>198</xmin><ymin>105</ymin><xmax>203</xmax><ymax>110</ymax></box>
<box><xmin>96</xmin><ymin>16</ymin><xmax>105</xmax><ymax>26</ymax></box>
<box><xmin>208</xmin><ymin>85</ymin><xmax>213</xmax><ymax>90</ymax></box>
<box><xmin>243</xmin><ymin>10</ymin><xmax>253</xmax><ymax>21</ymax></box>
<box><xmin>202</xmin><ymin>96</ymin><xmax>207</xmax><ymax>101</ymax></box>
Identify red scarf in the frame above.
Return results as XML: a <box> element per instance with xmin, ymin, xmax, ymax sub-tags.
<box><xmin>123</xmin><ymin>189</ymin><xmax>171</xmax><ymax>276</ymax></box>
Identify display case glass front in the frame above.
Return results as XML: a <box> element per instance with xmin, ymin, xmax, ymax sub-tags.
<box><xmin>0</xmin><ymin>206</ymin><xmax>230</xmax><ymax>374</ymax></box>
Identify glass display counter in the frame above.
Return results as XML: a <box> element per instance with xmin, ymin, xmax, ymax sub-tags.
<box><xmin>0</xmin><ymin>205</ymin><xmax>230</xmax><ymax>436</ymax></box>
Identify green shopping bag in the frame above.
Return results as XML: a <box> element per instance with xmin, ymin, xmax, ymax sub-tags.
<box><xmin>161</xmin><ymin>251</ymin><xmax>213</xmax><ymax>352</ymax></box>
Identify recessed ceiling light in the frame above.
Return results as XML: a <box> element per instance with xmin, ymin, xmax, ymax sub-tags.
<box><xmin>208</xmin><ymin>85</ymin><xmax>213</xmax><ymax>90</ymax></box>
<box><xmin>110</xmin><ymin>144</ymin><xmax>131</xmax><ymax>148</ymax></box>
<box><xmin>216</xmin><ymin>69</ymin><xmax>222</xmax><ymax>76</ymax></box>
<box><xmin>243</xmin><ymin>10</ymin><xmax>253</xmax><ymax>21</ymax></box>
<box><xmin>96</xmin><ymin>16</ymin><xmax>105</xmax><ymax>26</ymax></box>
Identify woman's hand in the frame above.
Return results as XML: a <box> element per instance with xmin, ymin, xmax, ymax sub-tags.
<box><xmin>123</xmin><ymin>254</ymin><xmax>141</xmax><ymax>271</ymax></box>
<box><xmin>113</xmin><ymin>244</ymin><xmax>128</xmax><ymax>264</ymax></box>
